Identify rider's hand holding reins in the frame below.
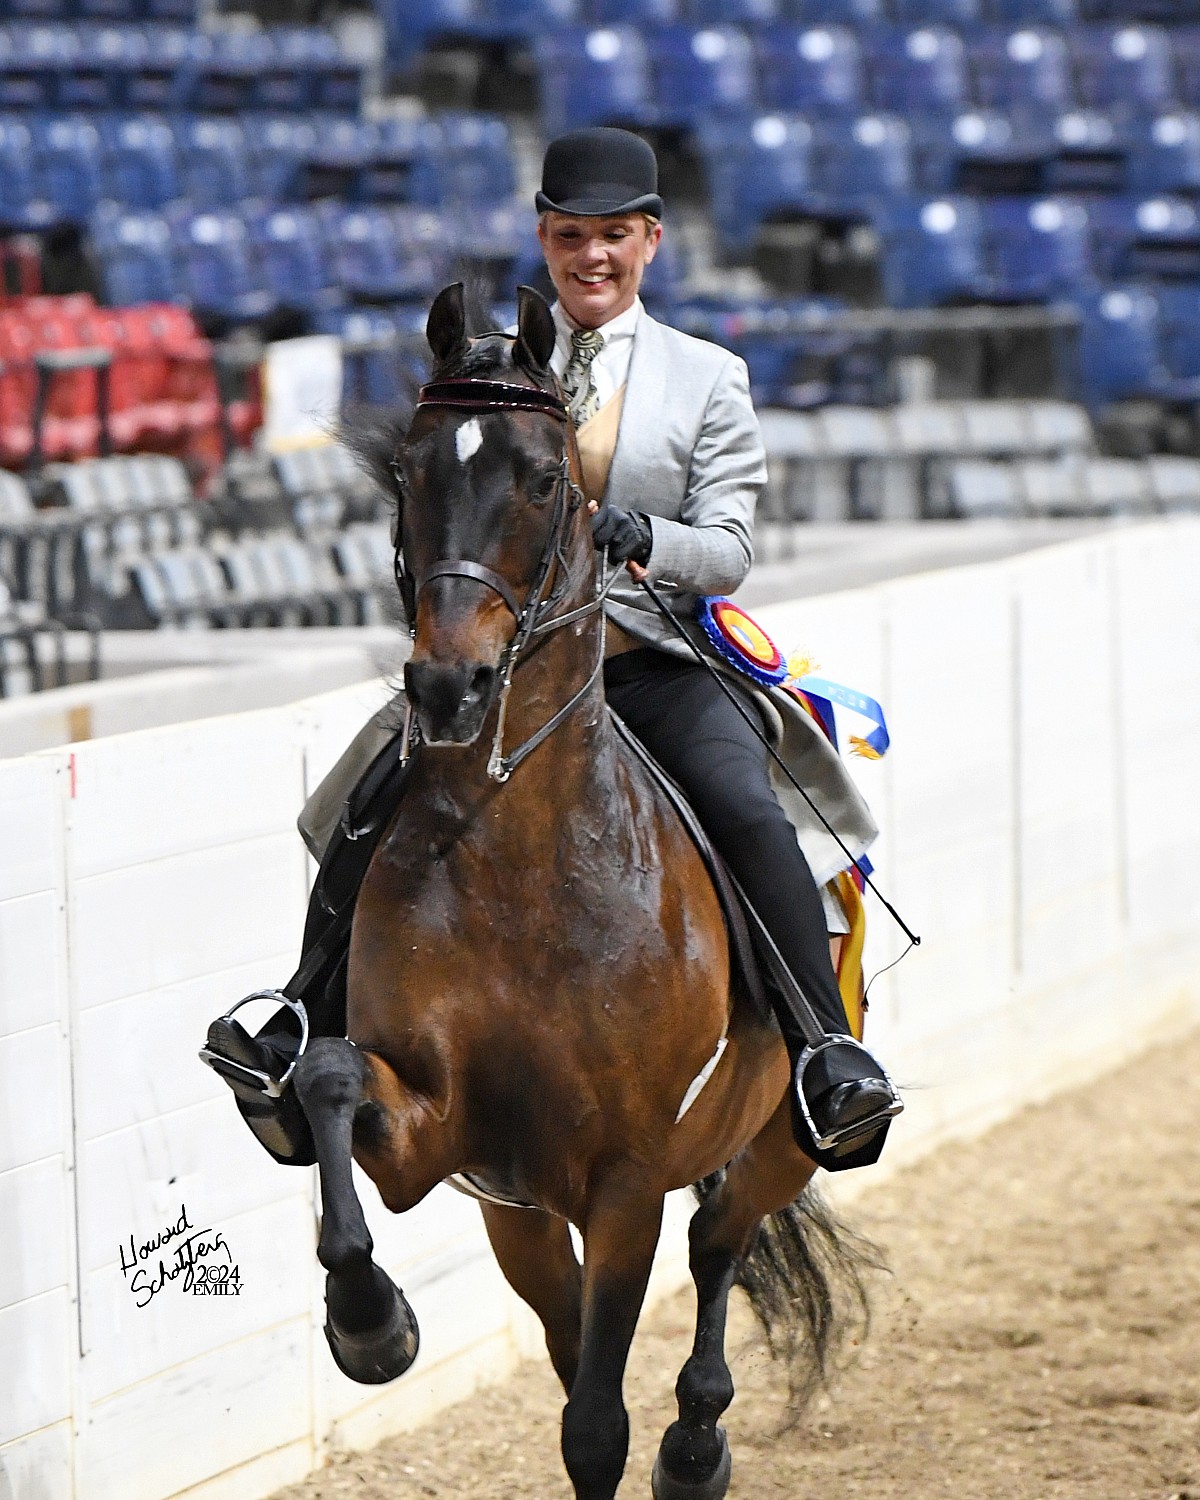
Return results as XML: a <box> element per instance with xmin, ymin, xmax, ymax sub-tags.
<box><xmin>590</xmin><ymin>499</ymin><xmax>652</xmax><ymax>574</ymax></box>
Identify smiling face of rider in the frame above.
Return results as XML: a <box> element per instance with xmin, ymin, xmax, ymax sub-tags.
<box><xmin>536</xmin><ymin>211</ymin><xmax>663</xmax><ymax>330</ymax></box>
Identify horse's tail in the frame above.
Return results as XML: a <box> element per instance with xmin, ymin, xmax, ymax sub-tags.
<box><xmin>694</xmin><ymin>1176</ymin><xmax>887</xmax><ymax>1412</ymax></box>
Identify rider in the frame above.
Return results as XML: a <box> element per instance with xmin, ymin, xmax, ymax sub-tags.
<box><xmin>202</xmin><ymin>127</ymin><xmax>901</xmax><ymax>1171</ymax></box>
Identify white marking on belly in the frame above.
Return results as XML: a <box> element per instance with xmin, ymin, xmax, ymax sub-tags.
<box><xmin>455</xmin><ymin>417</ymin><xmax>483</xmax><ymax>463</ymax></box>
<box><xmin>675</xmin><ymin>1035</ymin><xmax>729</xmax><ymax>1124</ymax></box>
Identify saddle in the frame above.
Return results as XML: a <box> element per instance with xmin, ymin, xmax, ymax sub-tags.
<box><xmin>290</xmin><ymin>706</ymin><xmax>823</xmax><ymax>1070</ymax></box>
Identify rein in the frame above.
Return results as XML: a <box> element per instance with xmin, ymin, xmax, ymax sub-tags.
<box><xmin>396</xmin><ymin>373</ymin><xmax>617</xmax><ymax>784</ymax></box>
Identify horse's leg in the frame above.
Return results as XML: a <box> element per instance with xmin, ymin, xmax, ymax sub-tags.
<box><xmin>654</xmin><ymin>1099</ymin><xmax>817</xmax><ymax>1500</ymax></box>
<box><xmin>292</xmin><ymin>1037</ymin><xmax>420</xmax><ymax>1384</ymax></box>
<box><xmin>560</xmin><ymin>1184</ymin><xmax>664</xmax><ymax>1500</ymax></box>
<box><xmin>481</xmin><ymin>1202</ymin><xmax>583</xmax><ymax>1392</ymax></box>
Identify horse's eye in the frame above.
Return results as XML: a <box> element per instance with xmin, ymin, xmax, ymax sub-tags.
<box><xmin>531</xmin><ymin>469</ymin><xmax>559</xmax><ymax>505</ymax></box>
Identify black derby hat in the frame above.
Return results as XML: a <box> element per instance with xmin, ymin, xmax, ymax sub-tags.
<box><xmin>536</xmin><ymin>127</ymin><xmax>663</xmax><ymax>218</ymax></box>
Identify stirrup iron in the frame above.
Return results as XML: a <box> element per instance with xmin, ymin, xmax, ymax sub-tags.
<box><xmin>795</xmin><ymin>1035</ymin><xmax>903</xmax><ymax>1153</ymax></box>
<box><xmin>198</xmin><ymin>991</ymin><xmax>310</xmax><ymax>1100</ymax></box>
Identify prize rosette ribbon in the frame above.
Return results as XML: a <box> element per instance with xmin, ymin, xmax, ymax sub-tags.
<box><xmin>695</xmin><ymin>596</ymin><xmax>890</xmax><ymax>759</ymax></box>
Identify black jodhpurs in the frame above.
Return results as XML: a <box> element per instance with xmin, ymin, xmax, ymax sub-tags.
<box><xmin>604</xmin><ymin>647</ymin><xmax>854</xmax><ymax>1044</ymax></box>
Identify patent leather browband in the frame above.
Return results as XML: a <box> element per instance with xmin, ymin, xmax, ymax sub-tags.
<box><xmin>417</xmin><ymin>379</ymin><xmax>570</xmax><ymax>421</ymax></box>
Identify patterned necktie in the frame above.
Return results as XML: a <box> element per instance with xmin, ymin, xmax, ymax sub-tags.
<box><xmin>562</xmin><ymin>327</ymin><xmax>605</xmax><ymax>426</ymax></box>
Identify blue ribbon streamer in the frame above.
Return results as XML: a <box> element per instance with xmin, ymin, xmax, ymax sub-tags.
<box><xmin>792</xmin><ymin>675</ymin><xmax>890</xmax><ymax>758</ymax></box>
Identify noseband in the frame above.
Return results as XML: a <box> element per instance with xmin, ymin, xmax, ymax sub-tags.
<box><xmin>395</xmin><ymin>372</ymin><xmax>617</xmax><ymax>783</ymax></box>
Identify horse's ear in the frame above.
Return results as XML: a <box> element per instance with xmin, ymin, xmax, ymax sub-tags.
<box><xmin>427</xmin><ymin>282</ymin><xmax>468</xmax><ymax>366</ymax></box>
<box><xmin>514</xmin><ymin>285</ymin><xmax>556</xmax><ymax>373</ymax></box>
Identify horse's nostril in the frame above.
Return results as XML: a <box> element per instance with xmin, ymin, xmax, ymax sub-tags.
<box><xmin>468</xmin><ymin>665</ymin><xmax>495</xmax><ymax>700</ymax></box>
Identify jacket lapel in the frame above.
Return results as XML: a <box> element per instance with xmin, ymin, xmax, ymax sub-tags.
<box><xmin>603</xmin><ymin>310</ymin><xmax>667</xmax><ymax>507</ymax></box>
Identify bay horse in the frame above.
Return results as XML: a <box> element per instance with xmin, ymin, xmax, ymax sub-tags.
<box><xmin>292</xmin><ymin>283</ymin><xmax>876</xmax><ymax>1500</ymax></box>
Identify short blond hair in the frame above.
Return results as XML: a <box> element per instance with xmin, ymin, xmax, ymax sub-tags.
<box><xmin>538</xmin><ymin>211</ymin><xmax>661</xmax><ymax>236</ymax></box>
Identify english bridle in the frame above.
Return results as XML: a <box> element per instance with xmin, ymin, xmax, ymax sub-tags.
<box><xmin>393</xmin><ymin>370</ymin><xmax>621</xmax><ymax>784</ymax></box>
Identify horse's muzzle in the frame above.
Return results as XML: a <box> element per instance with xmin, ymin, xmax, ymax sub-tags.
<box><xmin>404</xmin><ymin>659</ymin><xmax>499</xmax><ymax>745</ymax></box>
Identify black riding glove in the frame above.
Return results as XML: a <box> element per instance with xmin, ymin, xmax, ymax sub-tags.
<box><xmin>590</xmin><ymin>503</ymin><xmax>652</xmax><ymax>566</ymax></box>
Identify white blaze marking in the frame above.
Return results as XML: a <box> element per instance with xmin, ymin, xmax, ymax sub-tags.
<box><xmin>455</xmin><ymin>417</ymin><xmax>483</xmax><ymax>464</ymax></box>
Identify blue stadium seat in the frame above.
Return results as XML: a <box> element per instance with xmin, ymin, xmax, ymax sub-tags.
<box><xmin>758</xmin><ymin>25</ymin><xmax>865</xmax><ymax>116</ymax></box>
<box><xmin>379</xmin><ymin>0</ymin><xmax>479</xmax><ymax>73</ymax></box>
<box><xmin>296</xmin><ymin>116</ymin><xmax>380</xmax><ymax>199</ymax></box>
<box><xmin>91</xmin><ymin>208</ymin><xmax>179</xmax><ymax>304</ymax></box>
<box><xmin>1075</xmin><ymin>285</ymin><xmax>1165</xmax><ymax>405</ymax></box>
<box><xmin>914</xmin><ymin>109</ymin><xmax>1048</xmax><ymax>195</ymax></box>
<box><xmin>638</xmin><ymin>229</ymin><xmax>685</xmax><ymax>311</ymax></box>
<box><xmin>143</xmin><ymin>0</ymin><xmax>199</xmax><ymax>19</ymax></box>
<box><xmin>0</xmin><ymin>115</ymin><xmax>57</xmax><ymax>229</ymax></box>
<box><xmin>58</xmin><ymin>23</ymin><xmax>138</xmax><ymax>109</ymax></box>
<box><xmin>264</xmin><ymin>27</ymin><xmax>361</xmax><ymax>113</ymax></box>
<box><xmin>453</xmin><ymin>199</ymin><xmax>537</xmax><ymax>265</ymax></box>
<box><xmin>246</xmin><ymin>205</ymin><xmax>341</xmax><ymax>316</ymax></box>
<box><xmin>124</xmin><ymin>25</ymin><xmax>192</xmax><ymax>112</ymax></box>
<box><xmin>33</xmin><ymin>113</ymin><xmax>106</xmax><ymax>220</ymax></box>
<box><xmin>587</xmin><ymin>0</ymin><xmax>678</xmax><ymax>23</ymax></box>
<box><xmin>324</xmin><ymin>204</ymin><xmax>442</xmax><ymax>304</ymax></box>
<box><xmin>76</xmin><ymin>0</ymin><xmax>138</xmax><ymax>21</ymax></box>
<box><xmin>688</xmin><ymin>0</ymin><xmax>777</xmax><ymax>25</ymax></box>
<box><xmin>698</xmin><ymin>113</ymin><xmax>817</xmax><ymax>256</ymax></box>
<box><xmin>893</xmin><ymin>0</ymin><xmax>981</xmax><ymax>26</ymax></box>
<box><xmin>973</xmin><ymin>26</ymin><xmax>1074</xmax><ymax>116</ymax></box>
<box><xmin>793</xmin><ymin>0</ymin><xmax>885</xmax><ymax>22</ymax></box>
<box><xmin>0</xmin><ymin>24</ymin><xmax>71</xmax><ymax>109</ymax></box>
<box><xmin>99</xmin><ymin>114</ymin><xmax>180</xmax><ymax>210</ymax></box>
<box><xmin>867</xmin><ymin>26</ymin><xmax>971</xmax><ymax>116</ymax></box>
<box><xmin>1174</xmin><ymin>27</ymin><xmax>1200</xmax><ymax>112</ymax></box>
<box><xmin>1083</xmin><ymin>194</ymin><xmax>1200</xmax><ymax>281</ymax></box>
<box><xmin>1069</xmin><ymin>25</ymin><xmax>1176</xmax><ymax>117</ymax></box>
<box><xmin>433</xmin><ymin>112</ymin><xmax>517</xmax><ymax>206</ymax></box>
<box><xmin>1155</xmin><ymin>283</ymin><xmax>1200</xmax><ymax>381</ymax></box>
<box><xmin>354</xmin><ymin>114</ymin><xmax>435</xmax><ymax>203</ymax></box>
<box><xmin>987</xmin><ymin>0</ymin><xmax>1077</xmax><ymax>21</ymax></box>
<box><xmin>534</xmin><ymin>26</ymin><xmax>656</xmax><ymax>136</ymax></box>
<box><xmin>877</xmin><ymin>195</ymin><xmax>991</xmax><ymax>306</ymax></box>
<box><xmin>174</xmin><ymin>115</ymin><xmax>255</xmax><ymax>209</ymax></box>
<box><xmin>818</xmin><ymin>113</ymin><xmax>915</xmax><ymax>204</ymax></box>
<box><xmin>473</xmin><ymin>0</ymin><xmax>579</xmax><ymax>42</ymax></box>
<box><xmin>176</xmin><ymin>209</ymin><xmax>275</xmax><ymax>323</ymax></box>
<box><xmin>176</xmin><ymin>29</ymin><xmax>268</xmax><ymax>113</ymax></box>
<box><xmin>650</xmin><ymin>26</ymin><xmax>757</xmax><ymax>126</ymax></box>
<box><xmin>1045</xmin><ymin>109</ymin><xmax>1128</xmax><ymax>194</ymax></box>
<box><xmin>983</xmin><ymin>195</ymin><xmax>1093</xmax><ymax>301</ymax></box>
<box><xmin>1128</xmin><ymin>112</ymin><xmax>1200</xmax><ymax>195</ymax></box>
<box><xmin>0</xmin><ymin>0</ymin><xmax>68</xmax><ymax>17</ymax></box>
<box><xmin>248</xmin><ymin>114</ymin><xmax>319</xmax><ymax>201</ymax></box>
<box><xmin>324</xmin><ymin>307</ymin><xmax>409</xmax><ymax>409</ymax></box>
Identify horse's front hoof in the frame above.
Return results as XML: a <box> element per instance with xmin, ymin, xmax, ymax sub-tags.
<box><xmin>651</xmin><ymin>1426</ymin><xmax>731</xmax><ymax>1500</ymax></box>
<box><xmin>324</xmin><ymin>1275</ymin><xmax>420</xmax><ymax>1385</ymax></box>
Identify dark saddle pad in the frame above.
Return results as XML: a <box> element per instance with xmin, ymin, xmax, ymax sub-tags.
<box><xmin>608</xmin><ymin>709</ymin><xmax>775</xmax><ymax>1027</ymax></box>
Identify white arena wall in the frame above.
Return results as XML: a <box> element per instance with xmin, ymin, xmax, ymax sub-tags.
<box><xmin>2</xmin><ymin>518</ymin><xmax>1199</xmax><ymax>1500</ymax></box>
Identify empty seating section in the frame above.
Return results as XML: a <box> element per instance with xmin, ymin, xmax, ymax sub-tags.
<box><xmin>0</xmin><ymin>444</ymin><xmax>395</xmax><ymax>647</ymax></box>
<box><xmin>3</xmin><ymin>0</ymin><xmax>1200</xmax><ymax>669</ymax></box>
<box><xmin>0</xmin><ymin>25</ymin><xmax>359</xmax><ymax>114</ymax></box>
<box><xmin>506</xmin><ymin>9</ymin><xmax>1200</xmax><ymax>414</ymax></box>
<box><xmin>0</xmin><ymin>292</ymin><xmax>251</xmax><ymax>469</ymax></box>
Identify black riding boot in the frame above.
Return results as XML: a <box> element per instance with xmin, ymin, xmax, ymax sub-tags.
<box><xmin>603</xmin><ymin>649</ymin><xmax>901</xmax><ymax>1171</ymax></box>
<box><xmin>200</xmin><ymin>729</ymin><xmax>414</xmax><ymax>1166</ymax></box>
